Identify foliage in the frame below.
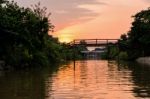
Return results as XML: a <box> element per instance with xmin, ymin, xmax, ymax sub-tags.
<box><xmin>118</xmin><ymin>7</ymin><xmax>150</xmax><ymax>60</ymax></box>
<box><xmin>100</xmin><ymin>45</ymin><xmax>119</xmax><ymax>60</ymax></box>
<box><xmin>118</xmin><ymin>51</ymin><xmax>128</xmax><ymax>60</ymax></box>
<box><xmin>118</xmin><ymin>34</ymin><xmax>128</xmax><ymax>51</ymax></box>
<box><xmin>0</xmin><ymin>1</ymin><xmax>84</xmax><ymax>69</ymax></box>
<box><xmin>108</xmin><ymin>46</ymin><xmax>119</xmax><ymax>59</ymax></box>
<box><xmin>0</xmin><ymin>1</ymin><xmax>54</xmax><ymax>68</ymax></box>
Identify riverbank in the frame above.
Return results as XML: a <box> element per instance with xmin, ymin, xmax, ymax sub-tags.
<box><xmin>0</xmin><ymin>61</ymin><xmax>4</xmax><ymax>70</ymax></box>
<box><xmin>136</xmin><ymin>57</ymin><xmax>150</xmax><ymax>66</ymax></box>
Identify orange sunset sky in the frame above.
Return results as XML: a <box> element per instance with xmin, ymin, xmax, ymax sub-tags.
<box><xmin>14</xmin><ymin>0</ymin><xmax>150</xmax><ymax>42</ymax></box>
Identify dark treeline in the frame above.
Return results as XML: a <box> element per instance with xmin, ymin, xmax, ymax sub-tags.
<box><xmin>0</xmin><ymin>0</ymin><xmax>84</xmax><ymax>69</ymax></box>
<box><xmin>118</xmin><ymin>7</ymin><xmax>150</xmax><ymax>60</ymax></box>
<box><xmin>1</xmin><ymin>0</ymin><xmax>149</xmax><ymax>69</ymax></box>
<box><xmin>101</xmin><ymin>7</ymin><xmax>150</xmax><ymax>60</ymax></box>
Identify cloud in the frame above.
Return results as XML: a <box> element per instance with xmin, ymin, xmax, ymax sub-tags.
<box><xmin>42</xmin><ymin>0</ymin><xmax>106</xmax><ymax>30</ymax></box>
<box><xmin>144</xmin><ymin>0</ymin><xmax>150</xmax><ymax>2</ymax></box>
<box><xmin>14</xmin><ymin>0</ymin><xmax>106</xmax><ymax>30</ymax></box>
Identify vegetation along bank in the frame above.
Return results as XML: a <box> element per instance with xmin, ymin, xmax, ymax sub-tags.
<box><xmin>105</xmin><ymin>7</ymin><xmax>150</xmax><ymax>61</ymax></box>
<box><xmin>0</xmin><ymin>0</ymin><xmax>85</xmax><ymax>69</ymax></box>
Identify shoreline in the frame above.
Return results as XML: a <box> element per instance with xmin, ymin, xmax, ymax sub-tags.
<box><xmin>136</xmin><ymin>57</ymin><xmax>150</xmax><ymax>66</ymax></box>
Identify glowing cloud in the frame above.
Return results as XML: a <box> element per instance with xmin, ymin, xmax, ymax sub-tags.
<box><xmin>14</xmin><ymin>0</ymin><xmax>150</xmax><ymax>42</ymax></box>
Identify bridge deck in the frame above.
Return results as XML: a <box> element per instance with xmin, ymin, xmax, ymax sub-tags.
<box><xmin>70</xmin><ymin>39</ymin><xmax>119</xmax><ymax>46</ymax></box>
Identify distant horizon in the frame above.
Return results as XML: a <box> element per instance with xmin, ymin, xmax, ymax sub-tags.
<box><xmin>14</xmin><ymin>0</ymin><xmax>150</xmax><ymax>42</ymax></box>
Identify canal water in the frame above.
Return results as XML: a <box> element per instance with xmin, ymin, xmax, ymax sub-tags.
<box><xmin>0</xmin><ymin>60</ymin><xmax>150</xmax><ymax>99</ymax></box>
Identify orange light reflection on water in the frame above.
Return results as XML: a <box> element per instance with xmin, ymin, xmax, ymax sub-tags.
<box><xmin>45</xmin><ymin>60</ymin><xmax>136</xmax><ymax>99</ymax></box>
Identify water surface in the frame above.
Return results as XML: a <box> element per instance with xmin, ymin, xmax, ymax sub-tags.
<box><xmin>0</xmin><ymin>60</ymin><xmax>150</xmax><ymax>99</ymax></box>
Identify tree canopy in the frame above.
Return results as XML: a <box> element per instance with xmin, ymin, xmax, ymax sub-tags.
<box><xmin>0</xmin><ymin>1</ymin><xmax>85</xmax><ymax>69</ymax></box>
<box><xmin>118</xmin><ymin>7</ymin><xmax>150</xmax><ymax>60</ymax></box>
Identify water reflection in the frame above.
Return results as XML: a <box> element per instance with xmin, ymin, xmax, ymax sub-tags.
<box><xmin>0</xmin><ymin>65</ymin><xmax>60</xmax><ymax>99</ymax></box>
<box><xmin>0</xmin><ymin>70</ymin><xmax>45</xmax><ymax>99</ymax></box>
<box><xmin>126</xmin><ymin>62</ymin><xmax>150</xmax><ymax>98</ymax></box>
<box><xmin>46</xmin><ymin>60</ymin><xmax>150</xmax><ymax>99</ymax></box>
<box><xmin>1</xmin><ymin>60</ymin><xmax>150</xmax><ymax>99</ymax></box>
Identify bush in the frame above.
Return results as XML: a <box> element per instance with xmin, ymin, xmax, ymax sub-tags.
<box><xmin>118</xmin><ymin>51</ymin><xmax>128</xmax><ymax>60</ymax></box>
<box><xmin>107</xmin><ymin>46</ymin><xmax>119</xmax><ymax>59</ymax></box>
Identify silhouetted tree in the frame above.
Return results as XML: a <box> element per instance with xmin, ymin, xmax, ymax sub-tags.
<box><xmin>119</xmin><ymin>7</ymin><xmax>150</xmax><ymax>60</ymax></box>
<box><xmin>0</xmin><ymin>1</ymin><xmax>85</xmax><ymax>69</ymax></box>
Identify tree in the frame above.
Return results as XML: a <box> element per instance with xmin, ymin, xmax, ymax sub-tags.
<box><xmin>0</xmin><ymin>1</ymin><xmax>54</xmax><ymax>68</ymax></box>
<box><xmin>0</xmin><ymin>0</ymin><xmax>85</xmax><ymax>69</ymax></box>
<box><xmin>119</xmin><ymin>7</ymin><xmax>150</xmax><ymax>60</ymax></box>
<box><xmin>118</xmin><ymin>34</ymin><xmax>128</xmax><ymax>51</ymax></box>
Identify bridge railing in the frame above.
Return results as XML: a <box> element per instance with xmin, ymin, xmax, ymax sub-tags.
<box><xmin>70</xmin><ymin>39</ymin><xmax>119</xmax><ymax>46</ymax></box>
